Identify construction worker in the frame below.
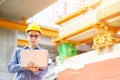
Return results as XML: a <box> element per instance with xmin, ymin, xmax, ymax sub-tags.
<box><xmin>8</xmin><ymin>23</ymin><xmax>48</xmax><ymax>80</ymax></box>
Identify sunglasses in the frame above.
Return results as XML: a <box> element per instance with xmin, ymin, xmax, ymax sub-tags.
<box><xmin>28</xmin><ymin>34</ymin><xmax>40</xmax><ymax>38</ymax></box>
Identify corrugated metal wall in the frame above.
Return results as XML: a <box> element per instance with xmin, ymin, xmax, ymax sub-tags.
<box><xmin>0</xmin><ymin>28</ymin><xmax>17</xmax><ymax>80</ymax></box>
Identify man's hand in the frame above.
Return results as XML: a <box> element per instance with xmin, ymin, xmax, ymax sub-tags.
<box><xmin>27</xmin><ymin>61</ymin><xmax>39</xmax><ymax>73</ymax></box>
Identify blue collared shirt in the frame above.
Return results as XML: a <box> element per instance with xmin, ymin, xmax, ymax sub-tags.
<box><xmin>8</xmin><ymin>46</ymin><xmax>48</xmax><ymax>80</ymax></box>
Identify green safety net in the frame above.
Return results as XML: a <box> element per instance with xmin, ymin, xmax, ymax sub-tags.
<box><xmin>58</xmin><ymin>43</ymin><xmax>77</xmax><ymax>63</ymax></box>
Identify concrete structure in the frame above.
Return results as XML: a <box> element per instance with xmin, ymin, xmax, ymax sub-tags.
<box><xmin>0</xmin><ymin>28</ymin><xmax>17</xmax><ymax>80</ymax></box>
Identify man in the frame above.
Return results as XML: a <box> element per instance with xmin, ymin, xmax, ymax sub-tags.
<box><xmin>8</xmin><ymin>23</ymin><xmax>48</xmax><ymax>80</ymax></box>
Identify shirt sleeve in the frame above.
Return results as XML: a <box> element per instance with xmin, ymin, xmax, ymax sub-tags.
<box><xmin>8</xmin><ymin>49</ymin><xmax>23</xmax><ymax>73</ymax></box>
<box><xmin>33</xmin><ymin>68</ymin><xmax>48</xmax><ymax>77</ymax></box>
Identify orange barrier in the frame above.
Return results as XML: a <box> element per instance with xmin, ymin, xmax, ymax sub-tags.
<box><xmin>57</xmin><ymin>57</ymin><xmax>120</xmax><ymax>80</ymax></box>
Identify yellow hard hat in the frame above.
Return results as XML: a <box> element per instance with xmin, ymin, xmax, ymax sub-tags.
<box><xmin>26</xmin><ymin>23</ymin><xmax>42</xmax><ymax>34</ymax></box>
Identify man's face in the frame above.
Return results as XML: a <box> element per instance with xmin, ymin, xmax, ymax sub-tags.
<box><xmin>26</xmin><ymin>31</ymin><xmax>41</xmax><ymax>47</ymax></box>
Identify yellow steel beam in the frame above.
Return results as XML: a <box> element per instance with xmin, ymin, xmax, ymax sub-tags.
<box><xmin>55</xmin><ymin>7</ymin><xmax>88</xmax><ymax>25</ymax></box>
<box><xmin>0</xmin><ymin>18</ymin><xmax>58</xmax><ymax>38</ymax></box>
<box><xmin>55</xmin><ymin>0</ymin><xmax>102</xmax><ymax>25</ymax></box>
<box><xmin>52</xmin><ymin>21</ymin><xmax>99</xmax><ymax>45</ymax></box>
<box><xmin>17</xmin><ymin>39</ymin><xmax>28</xmax><ymax>47</ymax></box>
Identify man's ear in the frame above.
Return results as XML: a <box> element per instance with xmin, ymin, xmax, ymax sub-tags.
<box><xmin>26</xmin><ymin>34</ymin><xmax>28</xmax><ymax>40</ymax></box>
<box><xmin>39</xmin><ymin>35</ymin><xmax>42</xmax><ymax>39</ymax></box>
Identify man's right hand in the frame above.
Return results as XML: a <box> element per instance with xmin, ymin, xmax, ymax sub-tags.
<box><xmin>26</xmin><ymin>61</ymin><xmax>39</xmax><ymax>73</ymax></box>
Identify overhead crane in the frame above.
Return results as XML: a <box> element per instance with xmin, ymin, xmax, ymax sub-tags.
<box><xmin>52</xmin><ymin>0</ymin><xmax>120</xmax><ymax>52</ymax></box>
<box><xmin>50</xmin><ymin>0</ymin><xmax>120</xmax><ymax>64</ymax></box>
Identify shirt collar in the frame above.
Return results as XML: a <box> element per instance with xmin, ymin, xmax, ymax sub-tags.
<box><xmin>23</xmin><ymin>45</ymin><xmax>41</xmax><ymax>50</ymax></box>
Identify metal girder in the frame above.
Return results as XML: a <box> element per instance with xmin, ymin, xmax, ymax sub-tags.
<box><xmin>0</xmin><ymin>18</ymin><xmax>58</xmax><ymax>38</ymax></box>
<box><xmin>52</xmin><ymin>21</ymin><xmax>98</xmax><ymax>45</ymax></box>
<box><xmin>17</xmin><ymin>39</ymin><xmax>28</xmax><ymax>47</ymax></box>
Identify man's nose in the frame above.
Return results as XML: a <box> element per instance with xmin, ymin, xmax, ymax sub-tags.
<box><xmin>31</xmin><ymin>36</ymin><xmax>36</xmax><ymax>39</ymax></box>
